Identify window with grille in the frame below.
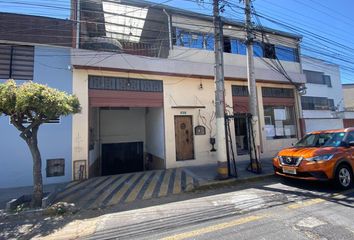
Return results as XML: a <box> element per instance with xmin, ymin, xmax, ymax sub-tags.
<box><xmin>232</xmin><ymin>85</ymin><xmax>249</xmax><ymax>96</ymax></box>
<box><xmin>46</xmin><ymin>159</ymin><xmax>65</xmax><ymax>177</ymax></box>
<box><xmin>262</xmin><ymin>87</ymin><xmax>294</xmax><ymax>98</ymax></box>
<box><xmin>0</xmin><ymin>44</ymin><xmax>34</xmax><ymax>80</ymax></box>
<box><xmin>304</xmin><ymin>70</ymin><xmax>332</xmax><ymax>87</ymax></box>
<box><xmin>301</xmin><ymin>96</ymin><xmax>335</xmax><ymax>110</ymax></box>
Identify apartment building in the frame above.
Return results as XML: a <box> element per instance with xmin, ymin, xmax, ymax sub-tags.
<box><xmin>300</xmin><ymin>56</ymin><xmax>344</xmax><ymax>133</ymax></box>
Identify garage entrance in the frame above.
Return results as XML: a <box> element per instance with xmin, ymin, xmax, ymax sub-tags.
<box><xmin>101</xmin><ymin>142</ymin><xmax>144</xmax><ymax>175</ymax></box>
<box><xmin>87</xmin><ymin>75</ymin><xmax>165</xmax><ymax>177</ymax></box>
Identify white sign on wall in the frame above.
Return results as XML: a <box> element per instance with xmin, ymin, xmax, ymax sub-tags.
<box><xmin>274</xmin><ymin>109</ymin><xmax>286</xmax><ymax>121</ymax></box>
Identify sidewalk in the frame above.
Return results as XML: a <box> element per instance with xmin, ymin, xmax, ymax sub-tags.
<box><xmin>183</xmin><ymin>158</ymin><xmax>274</xmax><ymax>186</ymax></box>
<box><xmin>0</xmin><ymin>183</ymin><xmax>66</xmax><ymax>210</ymax></box>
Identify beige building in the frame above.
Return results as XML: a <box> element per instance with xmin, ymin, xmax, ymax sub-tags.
<box><xmin>342</xmin><ymin>84</ymin><xmax>354</xmax><ymax>128</ymax></box>
<box><xmin>70</xmin><ymin>0</ymin><xmax>306</xmax><ymax>179</ymax></box>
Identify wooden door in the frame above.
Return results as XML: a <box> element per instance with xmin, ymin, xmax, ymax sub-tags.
<box><xmin>174</xmin><ymin>116</ymin><xmax>194</xmax><ymax>161</ymax></box>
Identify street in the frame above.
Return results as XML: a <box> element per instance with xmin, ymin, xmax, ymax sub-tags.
<box><xmin>82</xmin><ymin>177</ymin><xmax>354</xmax><ymax>240</ymax></box>
<box><xmin>1</xmin><ymin>176</ymin><xmax>354</xmax><ymax>239</ymax></box>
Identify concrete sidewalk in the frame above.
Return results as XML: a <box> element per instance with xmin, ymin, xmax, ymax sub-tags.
<box><xmin>0</xmin><ymin>183</ymin><xmax>66</xmax><ymax>210</ymax></box>
<box><xmin>183</xmin><ymin>158</ymin><xmax>274</xmax><ymax>186</ymax></box>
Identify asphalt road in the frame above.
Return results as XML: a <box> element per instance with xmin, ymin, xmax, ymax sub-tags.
<box><xmin>87</xmin><ymin>177</ymin><xmax>354</xmax><ymax>240</ymax></box>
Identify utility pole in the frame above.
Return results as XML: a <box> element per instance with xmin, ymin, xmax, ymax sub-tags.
<box><xmin>213</xmin><ymin>0</ymin><xmax>228</xmax><ymax>179</ymax></box>
<box><xmin>245</xmin><ymin>0</ymin><xmax>262</xmax><ymax>173</ymax></box>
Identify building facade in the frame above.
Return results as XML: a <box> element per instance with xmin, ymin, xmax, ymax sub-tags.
<box><xmin>70</xmin><ymin>0</ymin><xmax>305</xmax><ymax>179</ymax></box>
<box><xmin>300</xmin><ymin>56</ymin><xmax>344</xmax><ymax>133</ymax></box>
<box><xmin>0</xmin><ymin>0</ymin><xmax>309</xmax><ymax>188</ymax></box>
<box><xmin>0</xmin><ymin>13</ymin><xmax>74</xmax><ymax>188</ymax></box>
<box><xmin>342</xmin><ymin>83</ymin><xmax>354</xmax><ymax>128</ymax></box>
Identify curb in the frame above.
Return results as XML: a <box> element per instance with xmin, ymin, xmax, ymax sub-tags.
<box><xmin>193</xmin><ymin>173</ymin><xmax>275</xmax><ymax>191</ymax></box>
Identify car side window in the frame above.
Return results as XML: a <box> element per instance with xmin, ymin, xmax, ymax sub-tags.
<box><xmin>346</xmin><ymin>132</ymin><xmax>354</xmax><ymax>143</ymax></box>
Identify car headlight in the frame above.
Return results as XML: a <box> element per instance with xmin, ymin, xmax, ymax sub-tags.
<box><xmin>306</xmin><ymin>154</ymin><xmax>334</xmax><ymax>162</ymax></box>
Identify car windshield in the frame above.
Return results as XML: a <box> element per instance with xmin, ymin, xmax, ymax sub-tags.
<box><xmin>295</xmin><ymin>132</ymin><xmax>346</xmax><ymax>147</ymax></box>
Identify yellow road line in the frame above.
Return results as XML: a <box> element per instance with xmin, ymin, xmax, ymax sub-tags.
<box><xmin>125</xmin><ymin>171</ymin><xmax>154</xmax><ymax>203</ymax></box>
<box><xmin>288</xmin><ymin>198</ymin><xmax>325</xmax><ymax>209</ymax></box>
<box><xmin>160</xmin><ymin>215</ymin><xmax>266</xmax><ymax>240</ymax></box>
<box><xmin>159</xmin><ymin>170</ymin><xmax>172</xmax><ymax>197</ymax></box>
<box><xmin>173</xmin><ymin>168</ymin><xmax>182</xmax><ymax>194</ymax></box>
<box><xmin>143</xmin><ymin>171</ymin><xmax>163</xmax><ymax>200</ymax></box>
<box><xmin>108</xmin><ymin>173</ymin><xmax>144</xmax><ymax>205</ymax></box>
<box><xmin>89</xmin><ymin>173</ymin><xmax>132</xmax><ymax>208</ymax></box>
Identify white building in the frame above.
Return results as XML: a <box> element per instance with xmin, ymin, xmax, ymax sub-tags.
<box><xmin>300</xmin><ymin>56</ymin><xmax>344</xmax><ymax>133</ymax></box>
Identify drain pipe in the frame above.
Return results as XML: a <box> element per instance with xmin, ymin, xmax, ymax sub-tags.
<box><xmin>163</xmin><ymin>9</ymin><xmax>173</xmax><ymax>50</ymax></box>
<box><xmin>76</xmin><ymin>0</ymin><xmax>81</xmax><ymax>48</ymax></box>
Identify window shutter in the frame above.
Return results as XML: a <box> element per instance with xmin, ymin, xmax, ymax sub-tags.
<box><xmin>0</xmin><ymin>44</ymin><xmax>34</xmax><ymax>80</ymax></box>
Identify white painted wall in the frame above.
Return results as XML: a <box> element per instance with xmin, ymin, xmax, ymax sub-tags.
<box><xmin>100</xmin><ymin>108</ymin><xmax>146</xmax><ymax>146</ymax></box>
<box><xmin>145</xmin><ymin>107</ymin><xmax>165</xmax><ymax>159</ymax></box>
<box><xmin>304</xmin><ymin>119</ymin><xmax>344</xmax><ymax>133</ymax></box>
<box><xmin>302</xmin><ymin>56</ymin><xmax>344</xmax><ymax>117</ymax></box>
<box><xmin>71</xmin><ymin>49</ymin><xmax>306</xmax><ymax>84</ymax></box>
<box><xmin>169</xmin><ymin>47</ymin><xmax>302</xmax><ymax>76</ymax></box>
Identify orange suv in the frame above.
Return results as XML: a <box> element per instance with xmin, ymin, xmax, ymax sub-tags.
<box><xmin>273</xmin><ymin>128</ymin><xmax>354</xmax><ymax>189</ymax></box>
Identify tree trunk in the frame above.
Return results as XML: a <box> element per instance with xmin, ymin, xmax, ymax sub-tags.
<box><xmin>25</xmin><ymin>127</ymin><xmax>43</xmax><ymax>208</ymax></box>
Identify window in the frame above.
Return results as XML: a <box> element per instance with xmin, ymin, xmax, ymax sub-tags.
<box><xmin>253</xmin><ymin>42</ymin><xmax>264</xmax><ymax>58</ymax></box>
<box><xmin>232</xmin><ymin>85</ymin><xmax>249</xmax><ymax>96</ymax></box>
<box><xmin>264</xmin><ymin>106</ymin><xmax>297</xmax><ymax>140</ymax></box>
<box><xmin>224</xmin><ymin>37</ymin><xmax>231</xmax><ymax>53</ymax></box>
<box><xmin>346</xmin><ymin>132</ymin><xmax>354</xmax><ymax>143</ymax></box>
<box><xmin>275</xmin><ymin>45</ymin><xmax>299</xmax><ymax>62</ymax></box>
<box><xmin>175</xmin><ymin>28</ymin><xmax>214</xmax><ymax>50</ymax></box>
<box><xmin>230</xmin><ymin>39</ymin><xmax>247</xmax><ymax>55</ymax></box>
<box><xmin>304</xmin><ymin>70</ymin><xmax>332</xmax><ymax>87</ymax></box>
<box><xmin>88</xmin><ymin>75</ymin><xmax>163</xmax><ymax>92</ymax></box>
<box><xmin>263</xmin><ymin>43</ymin><xmax>276</xmax><ymax>59</ymax></box>
<box><xmin>262</xmin><ymin>87</ymin><xmax>294</xmax><ymax>98</ymax></box>
<box><xmin>46</xmin><ymin>159</ymin><xmax>65</xmax><ymax>177</ymax></box>
<box><xmin>301</xmin><ymin>96</ymin><xmax>335</xmax><ymax>110</ymax></box>
<box><xmin>0</xmin><ymin>44</ymin><xmax>34</xmax><ymax>80</ymax></box>
<box><xmin>296</xmin><ymin>132</ymin><xmax>345</xmax><ymax>147</ymax></box>
<box><xmin>323</xmin><ymin>75</ymin><xmax>332</xmax><ymax>87</ymax></box>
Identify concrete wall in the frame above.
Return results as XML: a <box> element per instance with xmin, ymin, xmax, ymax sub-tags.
<box><xmin>343</xmin><ymin>84</ymin><xmax>354</xmax><ymax>111</ymax></box>
<box><xmin>71</xmin><ymin>49</ymin><xmax>306</xmax><ymax>84</ymax></box>
<box><xmin>0</xmin><ymin>46</ymin><xmax>72</xmax><ymax>188</ymax></box>
<box><xmin>304</xmin><ymin>119</ymin><xmax>344</xmax><ymax>133</ymax></box>
<box><xmin>99</xmin><ymin>108</ymin><xmax>146</xmax><ymax>145</ymax></box>
<box><xmin>302</xmin><ymin>56</ymin><xmax>344</xmax><ymax>115</ymax></box>
<box><xmin>145</xmin><ymin>107</ymin><xmax>165</xmax><ymax>159</ymax></box>
<box><xmin>169</xmin><ymin>47</ymin><xmax>302</xmax><ymax>77</ymax></box>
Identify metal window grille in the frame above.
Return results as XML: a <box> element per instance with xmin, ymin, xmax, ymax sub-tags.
<box><xmin>88</xmin><ymin>75</ymin><xmax>163</xmax><ymax>92</ymax></box>
<box><xmin>0</xmin><ymin>44</ymin><xmax>34</xmax><ymax>80</ymax></box>
<box><xmin>262</xmin><ymin>87</ymin><xmax>294</xmax><ymax>98</ymax></box>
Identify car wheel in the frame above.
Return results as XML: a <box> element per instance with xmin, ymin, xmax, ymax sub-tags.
<box><xmin>335</xmin><ymin>164</ymin><xmax>353</xmax><ymax>190</ymax></box>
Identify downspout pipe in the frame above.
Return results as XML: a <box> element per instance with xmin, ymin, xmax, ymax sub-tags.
<box><xmin>163</xmin><ymin>9</ymin><xmax>173</xmax><ymax>50</ymax></box>
<box><xmin>76</xmin><ymin>0</ymin><xmax>81</xmax><ymax>49</ymax></box>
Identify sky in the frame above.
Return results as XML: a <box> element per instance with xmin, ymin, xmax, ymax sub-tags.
<box><xmin>1</xmin><ymin>0</ymin><xmax>353</xmax><ymax>84</ymax></box>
